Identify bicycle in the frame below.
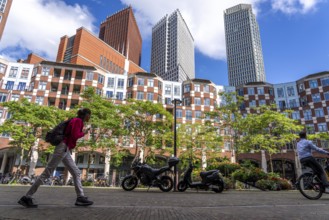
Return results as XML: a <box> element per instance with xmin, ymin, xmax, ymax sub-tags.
<box><xmin>296</xmin><ymin>158</ymin><xmax>329</xmax><ymax>200</ymax></box>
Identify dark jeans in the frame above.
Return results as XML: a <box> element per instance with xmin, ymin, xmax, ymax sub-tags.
<box><xmin>300</xmin><ymin>156</ymin><xmax>329</xmax><ymax>186</ymax></box>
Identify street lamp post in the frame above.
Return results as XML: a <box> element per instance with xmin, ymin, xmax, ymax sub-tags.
<box><xmin>172</xmin><ymin>98</ymin><xmax>182</xmax><ymax>191</ymax></box>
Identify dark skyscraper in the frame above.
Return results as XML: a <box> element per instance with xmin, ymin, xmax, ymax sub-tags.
<box><xmin>99</xmin><ymin>6</ymin><xmax>142</xmax><ymax>66</ymax></box>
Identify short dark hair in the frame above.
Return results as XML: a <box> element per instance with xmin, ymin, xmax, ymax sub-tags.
<box><xmin>299</xmin><ymin>131</ymin><xmax>307</xmax><ymax>139</ymax></box>
<box><xmin>77</xmin><ymin>108</ymin><xmax>91</xmax><ymax>119</ymax></box>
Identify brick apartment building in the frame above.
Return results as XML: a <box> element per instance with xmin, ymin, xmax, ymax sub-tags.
<box><xmin>0</xmin><ymin>0</ymin><xmax>12</xmax><ymax>41</ymax></box>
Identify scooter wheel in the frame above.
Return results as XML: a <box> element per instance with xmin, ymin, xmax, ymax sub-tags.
<box><xmin>213</xmin><ymin>182</ymin><xmax>224</xmax><ymax>193</ymax></box>
<box><xmin>177</xmin><ymin>180</ymin><xmax>188</xmax><ymax>192</ymax></box>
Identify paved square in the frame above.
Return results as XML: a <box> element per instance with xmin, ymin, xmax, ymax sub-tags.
<box><xmin>1</xmin><ymin>185</ymin><xmax>329</xmax><ymax>219</ymax></box>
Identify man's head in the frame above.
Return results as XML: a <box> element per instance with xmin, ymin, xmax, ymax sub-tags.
<box><xmin>77</xmin><ymin>108</ymin><xmax>91</xmax><ymax>122</ymax></box>
<box><xmin>299</xmin><ymin>131</ymin><xmax>307</xmax><ymax>139</ymax></box>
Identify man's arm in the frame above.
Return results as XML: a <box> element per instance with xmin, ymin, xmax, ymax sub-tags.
<box><xmin>309</xmin><ymin>141</ymin><xmax>329</xmax><ymax>155</ymax></box>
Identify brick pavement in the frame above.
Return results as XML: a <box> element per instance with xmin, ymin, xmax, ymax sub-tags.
<box><xmin>0</xmin><ymin>185</ymin><xmax>329</xmax><ymax>220</ymax></box>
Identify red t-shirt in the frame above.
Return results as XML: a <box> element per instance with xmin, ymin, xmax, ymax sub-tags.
<box><xmin>63</xmin><ymin>118</ymin><xmax>85</xmax><ymax>149</ymax></box>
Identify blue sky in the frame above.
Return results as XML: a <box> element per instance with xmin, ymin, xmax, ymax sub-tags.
<box><xmin>1</xmin><ymin>0</ymin><xmax>328</xmax><ymax>86</ymax></box>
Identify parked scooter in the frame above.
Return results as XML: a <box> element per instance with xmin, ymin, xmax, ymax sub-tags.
<box><xmin>177</xmin><ymin>162</ymin><xmax>224</xmax><ymax>193</ymax></box>
<box><xmin>121</xmin><ymin>157</ymin><xmax>179</xmax><ymax>192</ymax></box>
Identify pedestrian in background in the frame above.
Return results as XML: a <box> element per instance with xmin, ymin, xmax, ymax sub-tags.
<box><xmin>18</xmin><ymin>108</ymin><xmax>93</xmax><ymax>208</ymax></box>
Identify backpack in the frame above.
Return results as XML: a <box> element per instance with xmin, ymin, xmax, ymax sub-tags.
<box><xmin>45</xmin><ymin>119</ymin><xmax>72</xmax><ymax>146</ymax></box>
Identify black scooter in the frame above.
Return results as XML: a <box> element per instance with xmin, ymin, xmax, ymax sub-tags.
<box><xmin>177</xmin><ymin>162</ymin><xmax>224</xmax><ymax>193</ymax></box>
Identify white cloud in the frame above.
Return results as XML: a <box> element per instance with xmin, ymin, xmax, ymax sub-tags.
<box><xmin>271</xmin><ymin>0</ymin><xmax>323</xmax><ymax>14</ymax></box>
<box><xmin>0</xmin><ymin>0</ymin><xmax>323</xmax><ymax>63</ymax></box>
<box><xmin>0</xmin><ymin>0</ymin><xmax>96</xmax><ymax>61</ymax></box>
<box><xmin>121</xmin><ymin>0</ymin><xmax>323</xmax><ymax>60</ymax></box>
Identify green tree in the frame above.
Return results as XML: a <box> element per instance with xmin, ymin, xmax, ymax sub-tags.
<box><xmin>78</xmin><ymin>88</ymin><xmax>125</xmax><ymax>179</ymax></box>
<box><xmin>0</xmin><ymin>99</ymin><xmax>66</xmax><ymax>172</ymax></box>
<box><xmin>208</xmin><ymin>91</ymin><xmax>244</xmax><ymax>162</ymax></box>
<box><xmin>122</xmin><ymin>100</ymin><xmax>173</xmax><ymax>163</ymax></box>
<box><xmin>177</xmin><ymin>122</ymin><xmax>223</xmax><ymax>170</ymax></box>
<box><xmin>240</xmin><ymin>105</ymin><xmax>303</xmax><ymax>172</ymax></box>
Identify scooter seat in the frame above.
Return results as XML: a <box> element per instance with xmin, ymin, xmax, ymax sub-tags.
<box><xmin>200</xmin><ymin>170</ymin><xmax>217</xmax><ymax>178</ymax></box>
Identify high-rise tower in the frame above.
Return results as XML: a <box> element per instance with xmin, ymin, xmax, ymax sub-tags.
<box><xmin>151</xmin><ymin>9</ymin><xmax>195</xmax><ymax>82</ymax></box>
<box><xmin>0</xmin><ymin>0</ymin><xmax>13</xmax><ymax>41</ymax></box>
<box><xmin>224</xmin><ymin>4</ymin><xmax>266</xmax><ymax>86</ymax></box>
<box><xmin>99</xmin><ymin>6</ymin><xmax>142</xmax><ymax>66</ymax></box>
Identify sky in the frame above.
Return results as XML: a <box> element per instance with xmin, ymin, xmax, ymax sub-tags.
<box><xmin>0</xmin><ymin>0</ymin><xmax>328</xmax><ymax>86</ymax></box>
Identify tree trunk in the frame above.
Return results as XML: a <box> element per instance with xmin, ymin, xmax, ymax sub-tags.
<box><xmin>269</xmin><ymin>154</ymin><xmax>274</xmax><ymax>173</ymax></box>
<box><xmin>28</xmin><ymin>138</ymin><xmax>39</xmax><ymax>177</ymax></box>
<box><xmin>18</xmin><ymin>148</ymin><xmax>24</xmax><ymax>172</ymax></box>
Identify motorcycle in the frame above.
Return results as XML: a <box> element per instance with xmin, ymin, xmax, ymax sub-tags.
<box><xmin>177</xmin><ymin>162</ymin><xmax>224</xmax><ymax>193</ymax></box>
<box><xmin>121</xmin><ymin>157</ymin><xmax>179</xmax><ymax>192</ymax></box>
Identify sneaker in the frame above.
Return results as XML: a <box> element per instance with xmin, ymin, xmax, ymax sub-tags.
<box><xmin>18</xmin><ymin>196</ymin><xmax>38</xmax><ymax>208</ymax></box>
<box><xmin>75</xmin><ymin>196</ymin><xmax>93</xmax><ymax>206</ymax></box>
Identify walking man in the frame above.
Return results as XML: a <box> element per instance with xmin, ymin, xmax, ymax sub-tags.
<box><xmin>18</xmin><ymin>108</ymin><xmax>93</xmax><ymax>208</ymax></box>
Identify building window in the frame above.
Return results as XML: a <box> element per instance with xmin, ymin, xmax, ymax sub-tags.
<box><xmin>259</xmin><ymin>100</ymin><xmax>266</xmax><ymax>106</ymax></box>
<box><xmin>86</xmin><ymin>72</ymin><xmax>94</xmax><ymax>81</ymax></box>
<box><xmin>32</xmin><ymin>67</ymin><xmax>38</xmax><ymax>77</ymax></box>
<box><xmin>257</xmin><ymin>87</ymin><xmax>264</xmax><ymax>95</ymax></box>
<box><xmin>186</xmin><ymin>110</ymin><xmax>192</xmax><ymax>120</ymax></box>
<box><xmin>194</xmin><ymin>97</ymin><xmax>201</xmax><ymax>106</ymax></box>
<box><xmin>0</xmin><ymin>93</ymin><xmax>7</xmax><ymax>102</ymax></box>
<box><xmin>204</xmin><ymin>85</ymin><xmax>210</xmax><ymax>93</ymax></box>
<box><xmin>318</xmin><ymin>123</ymin><xmax>328</xmax><ymax>132</ymax></box>
<box><xmin>269</xmin><ymin>88</ymin><xmax>274</xmax><ymax>96</ymax></box>
<box><xmin>41</xmin><ymin>67</ymin><xmax>50</xmax><ymax>76</ymax></box>
<box><xmin>0</xmin><ymin>0</ymin><xmax>7</xmax><ymax>13</ymax></box>
<box><xmin>0</xmin><ymin>109</ymin><xmax>2</xmax><ymax>118</ymax></box>
<box><xmin>137</xmin><ymin>78</ymin><xmax>144</xmax><ymax>86</ymax></box>
<box><xmin>165</xmin><ymin>85</ymin><xmax>171</xmax><ymax>95</ymax></box>
<box><xmin>38</xmin><ymin>81</ymin><xmax>47</xmax><ymax>90</ymax></box>
<box><xmin>11</xmin><ymin>94</ymin><xmax>19</xmax><ymax>101</ymax></box>
<box><xmin>289</xmin><ymin>99</ymin><xmax>298</xmax><ymax>108</ymax></box>
<box><xmin>20</xmin><ymin>68</ymin><xmax>30</xmax><ymax>79</ymax></box>
<box><xmin>36</xmin><ymin>96</ymin><xmax>44</xmax><ymax>105</ymax></box>
<box><xmin>24</xmin><ymin>95</ymin><xmax>32</xmax><ymax>102</ymax></box>
<box><xmin>128</xmin><ymin>78</ymin><xmax>134</xmax><ymax>87</ymax></box>
<box><xmin>204</xmin><ymin>98</ymin><xmax>210</xmax><ymax>106</ymax></box>
<box><xmin>158</xmin><ymin>81</ymin><xmax>162</xmax><ymax>90</ymax></box>
<box><xmin>17</xmin><ymin>82</ymin><xmax>26</xmax><ymax>91</ymax></box>
<box><xmin>298</xmin><ymin>83</ymin><xmax>305</xmax><ymax>92</ymax></box>
<box><xmin>107</xmin><ymin>77</ymin><xmax>114</xmax><ymax>88</ymax></box>
<box><xmin>324</xmin><ymin>92</ymin><xmax>329</xmax><ymax>101</ymax></box>
<box><xmin>250</xmin><ymin>100</ymin><xmax>256</xmax><ymax>107</ymax></box>
<box><xmin>292</xmin><ymin>111</ymin><xmax>300</xmax><ymax>120</ymax></box>
<box><xmin>9</xmin><ymin>67</ymin><xmax>18</xmax><ymax>78</ymax></box>
<box><xmin>98</xmin><ymin>74</ymin><xmax>105</xmax><ymax>84</ymax></box>
<box><xmin>195</xmin><ymin>111</ymin><xmax>202</xmax><ymax>119</ymax></box>
<box><xmin>321</xmin><ymin>77</ymin><xmax>329</xmax><ymax>87</ymax></box>
<box><xmin>309</xmin><ymin>80</ymin><xmax>318</xmax><ymax>88</ymax></box>
<box><xmin>96</xmin><ymin>88</ymin><xmax>102</xmax><ymax>96</ymax></box>
<box><xmin>117</xmin><ymin>79</ymin><xmax>124</xmax><ymax>89</ymax></box>
<box><xmin>300</xmin><ymin>97</ymin><xmax>307</xmax><ymax>106</ymax></box>
<box><xmin>137</xmin><ymin>91</ymin><xmax>144</xmax><ymax>100</ymax></box>
<box><xmin>116</xmin><ymin>92</ymin><xmax>124</xmax><ymax>100</ymax></box>
<box><xmin>147</xmin><ymin>79</ymin><xmax>154</xmax><ymax>87</ymax></box>
<box><xmin>287</xmin><ymin>86</ymin><xmax>295</xmax><ymax>96</ymax></box>
<box><xmin>176</xmin><ymin>109</ymin><xmax>182</xmax><ymax>118</ymax></box>
<box><xmin>106</xmin><ymin>91</ymin><xmax>113</xmax><ymax>98</ymax></box>
<box><xmin>194</xmin><ymin>84</ymin><xmax>200</xmax><ymax>92</ymax></box>
<box><xmin>305</xmin><ymin>124</ymin><xmax>315</xmax><ymax>134</ymax></box>
<box><xmin>248</xmin><ymin>88</ymin><xmax>255</xmax><ymax>95</ymax></box>
<box><xmin>5</xmin><ymin>81</ymin><xmax>14</xmax><ymax>90</ymax></box>
<box><xmin>147</xmin><ymin>93</ymin><xmax>154</xmax><ymax>101</ymax></box>
<box><xmin>184</xmin><ymin>84</ymin><xmax>190</xmax><ymax>93</ymax></box>
<box><xmin>165</xmin><ymin>97</ymin><xmax>172</xmax><ymax>105</ymax></box>
<box><xmin>312</xmin><ymin>93</ymin><xmax>321</xmax><ymax>103</ymax></box>
<box><xmin>304</xmin><ymin>109</ymin><xmax>312</xmax><ymax>120</ymax></box>
<box><xmin>315</xmin><ymin>108</ymin><xmax>324</xmax><ymax>117</ymax></box>
<box><xmin>0</xmin><ymin>63</ymin><xmax>6</xmax><ymax>74</ymax></box>
<box><xmin>277</xmin><ymin>88</ymin><xmax>284</xmax><ymax>97</ymax></box>
<box><xmin>174</xmin><ymin>86</ymin><xmax>180</xmax><ymax>96</ymax></box>
<box><xmin>184</xmin><ymin>98</ymin><xmax>191</xmax><ymax>106</ymax></box>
